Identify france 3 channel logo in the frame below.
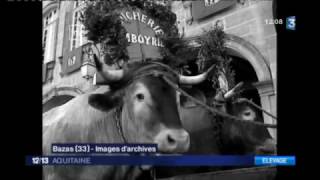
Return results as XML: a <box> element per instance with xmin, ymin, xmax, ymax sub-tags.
<box><xmin>286</xmin><ymin>16</ymin><xmax>296</xmax><ymax>30</ymax></box>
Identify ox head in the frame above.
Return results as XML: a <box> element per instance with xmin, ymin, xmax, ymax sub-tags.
<box><xmin>88</xmin><ymin>57</ymin><xmax>212</xmax><ymax>153</ymax></box>
<box><xmin>230</xmin><ymin>98</ymin><xmax>276</xmax><ymax>154</ymax></box>
<box><xmin>229</xmin><ymin>98</ymin><xmax>258</xmax><ymax>121</ymax></box>
<box><xmin>215</xmin><ymin>97</ymin><xmax>276</xmax><ymax>155</ymax></box>
<box><xmin>213</xmin><ymin>80</ymin><xmax>276</xmax><ymax>154</ymax></box>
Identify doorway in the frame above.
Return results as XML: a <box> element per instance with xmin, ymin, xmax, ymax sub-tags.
<box><xmin>229</xmin><ymin>55</ymin><xmax>263</xmax><ymax>122</ymax></box>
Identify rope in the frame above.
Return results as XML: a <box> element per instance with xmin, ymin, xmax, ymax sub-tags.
<box><xmin>162</xmin><ymin>76</ymin><xmax>277</xmax><ymax>129</ymax></box>
<box><xmin>114</xmin><ymin>107</ymin><xmax>128</xmax><ymax>143</ymax></box>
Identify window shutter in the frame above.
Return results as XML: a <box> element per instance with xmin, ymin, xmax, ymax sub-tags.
<box><xmin>42</xmin><ymin>63</ymin><xmax>47</xmax><ymax>83</ymax></box>
<box><xmin>43</xmin><ymin>25</ymin><xmax>50</xmax><ymax>63</ymax></box>
<box><xmin>61</xmin><ymin>11</ymin><xmax>72</xmax><ymax>74</ymax></box>
<box><xmin>81</xmin><ymin>25</ymin><xmax>88</xmax><ymax>45</ymax></box>
<box><xmin>45</xmin><ymin>21</ymin><xmax>57</xmax><ymax>63</ymax></box>
<box><xmin>49</xmin><ymin>21</ymin><xmax>57</xmax><ymax>62</ymax></box>
<box><xmin>74</xmin><ymin>47</ymin><xmax>83</xmax><ymax>71</ymax></box>
<box><xmin>46</xmin><ymin>61</ymin><xmax>55</xmax><ymax>81</ymax></box>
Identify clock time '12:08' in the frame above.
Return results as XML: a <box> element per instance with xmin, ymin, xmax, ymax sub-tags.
<box><xmin>265</xmin><ymin>18</ymin><xmax>283</xmax><ymax>25</ymax></box>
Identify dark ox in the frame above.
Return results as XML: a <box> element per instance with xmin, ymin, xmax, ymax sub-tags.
<box><xmin>43</xmin><ymin>60</ymin><xmax>214</xmax><ymax>180</ymax></box>
<box><xmin>155</xmin><ymin>85</ymin><xmax>276</xmax><ymax>178</ymax></box>
<box><xmin>177</xmin><ymin>84</ymin><xmax>276</xmax><ymax>155</ymax></box>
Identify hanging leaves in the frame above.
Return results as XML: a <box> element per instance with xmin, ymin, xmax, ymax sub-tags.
<box><xmin>196</xmin><ymin>22</ymin><xmax>235</xmax><ymax>91</ymax></box>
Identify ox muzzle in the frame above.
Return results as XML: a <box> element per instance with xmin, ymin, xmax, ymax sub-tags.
<box><xmin>154</xmin><ymin>128</ymin><xmax>190</xmax><ymax>153</ymax></box>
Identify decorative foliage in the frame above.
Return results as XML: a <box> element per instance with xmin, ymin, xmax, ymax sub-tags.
<box><xmin>81</xmin><ymin>0</ymin><xmax>130</xmax><ymax>65</ymax></box>
<box><xmin>196</xmin><ymin>22</ymin><xmax>235</xmax><ymax>91</ymax></box>
<box><xmin>81</xmin><ymin>0</ymin><xmax>234</xmax><ymax>93</ymax></box>
<box><xmin>81</xmin><ymin>0</ymin><xmax>180</xmax><ymax>66</ymax></box>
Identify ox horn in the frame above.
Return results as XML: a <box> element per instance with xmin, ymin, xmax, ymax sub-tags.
<box><xmin>223</xmin><ymin>81</ymin><xmax>244</xmax><ymax>100</ymax></box>
<box><xmin>93</xmin><ymin>54</ymin><xmax>124</xmax><ymax>85</ymax></box>
<box><xmin>178</xmin><ymin>65</ymin><xmax>214</xmax><ymax>85</ymax></box>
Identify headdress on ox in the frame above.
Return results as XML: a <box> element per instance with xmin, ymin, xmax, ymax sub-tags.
<box><xmin>92</xmin><ymin>54</ymin><xmax>215</xmax><ymax>87</ymax></box>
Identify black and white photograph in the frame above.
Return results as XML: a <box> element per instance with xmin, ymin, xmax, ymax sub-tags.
<box><xmin>41</xmin><ymin>0</ymin><xmax>280</xmax><ymax>179</ymax></box>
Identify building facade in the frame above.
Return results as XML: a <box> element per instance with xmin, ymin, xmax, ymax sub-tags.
<box><xmin>42</xmin><ymin>0</ymin><xmax>277</xmax><ymax>138</ymax></box>
<box><xmin>172</xmin><ymin>0</ymin><xmax>277</xmax><ymax>139</ymax></box>
<box><xmin>42</xmin><ymin>0</ymin><xmax>96</xmax><ymax>113</ymax></box>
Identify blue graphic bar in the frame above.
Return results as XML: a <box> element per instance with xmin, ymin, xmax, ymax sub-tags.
<box><xmin>255</xmin><ymin>156</ymin><xmax>296</xmax><ymax>166</ymax></box>
<box><xmin>26</xmin><ymin>155</ymin><xmax>253</xmax><ymax>166</ymax></box>
<box><xmin>26</xmin><ymin>155</ymin><xmax>296</xmax><ymax>166</ymax></box>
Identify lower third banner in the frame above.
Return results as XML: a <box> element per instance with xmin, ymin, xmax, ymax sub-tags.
<box><xmin>26</xmin><ymin>155</ymin><xmax>253</xmax><ymax>166</ymax></box>
<box><xmin>26</xmin><ymin>155</ymin><xmax>296</xmax><ymax>166</ymax></box>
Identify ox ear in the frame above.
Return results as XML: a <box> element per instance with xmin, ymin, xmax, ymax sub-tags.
<box><xmin>88</xmin><ymin>93</ymin><xmax>121</xmax><ymax>112</ymax></box>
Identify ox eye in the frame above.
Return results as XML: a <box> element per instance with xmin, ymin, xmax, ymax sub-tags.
<box><xmin>136</xmin><ymin>93</ymin><xmax>145</xmax><ymax>101</ymax></box>
<box><xmin>244</xmin><ymin>111</ymin><xmax>251</xmax><ymax>116</ymax></box>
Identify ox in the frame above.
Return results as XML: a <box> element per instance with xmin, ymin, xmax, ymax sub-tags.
<box><xmin>42</xmin><ymin>59</ymin><xmax>213</xmax><ymax>180</ymax></box>
<box><xmin>176</xmin><ymin>83</ymin><xmax>276</xmax><ymax>155</ymax></box>
<box><xmin>155</xmin><ymin>84</ymin><xmax>276</xmax><ymax>178</ymax></box>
